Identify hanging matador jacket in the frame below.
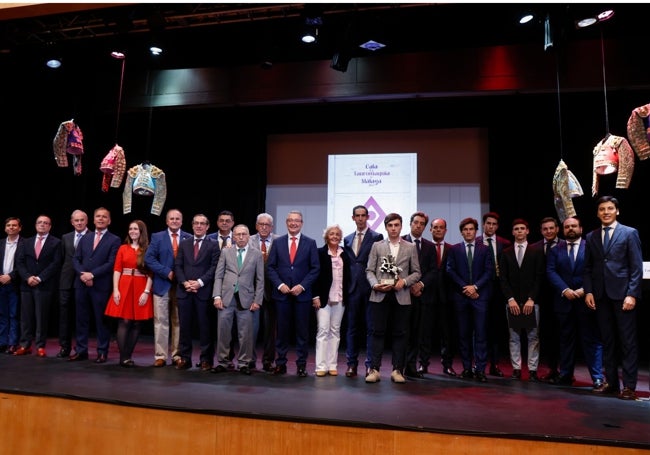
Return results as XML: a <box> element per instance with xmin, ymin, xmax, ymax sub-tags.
<box><xmin>99</xmin><ymin>144</ymin><xmax>127</xmax><ymax>192</ymax></box>
<box><xmin>592</xmin><ymin>134</ymin><xmax>635</xmax><ymax>197</ymax></box>
<box><xmin>122</xmin><ymin>163</ymin><xmax>167</xmax><ymax>216</ymax></box>
<box><xmin>552</xmin><ymin>159</ymin><xmax>583</xmax><ymax>223</ymax></box>
<box><xmin>53</xmin><ymin>119</ymin><xmax>84</xmax><ymax>175</ymax></box>
<box><xmin>626</xmin><ymin>103</ymin><xmax>650</xmax><ymax>161</ymax></box>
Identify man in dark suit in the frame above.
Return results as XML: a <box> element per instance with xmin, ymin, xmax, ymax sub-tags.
<box><xmin>365</xmin><ymin>212</ymin><xmax>421</xmax><ymax>384</ymax></box>
<box><xmin>248</xmin><ymin>212</ymin><xmax>280</xmax><ymax>372</ymax></box>
<box><xmin>446</xmin><ymin>217</ymin><xmax>494</xmax><ymax>382</ymax></box>
<box><xmin>69</xmin><ymin>207</ymin><xmax>121</xmax><ymax>363</ymax></box>
<box><xmin>0</xmin><ymin>217</ymin><xmax>23</xmax><ymax>354</ymax></box>
<box><xmin>342</xmin><ymin>205</ymin><xmax>383</xmax><ymax>378</ymax></box>
<box><xmin>584</xmin><ymin>195</ymin><xmax>643</xmax><ymax>401</ymax></box>
<box><xmin>546</xmin><ymin>216</ymin><xmax>604</xmax><ymax>388</ymax></box>
<box><xmin>212</xmin><ymin>224</ymin><xmax>264</xmax><ymax>375</ymax></box>
<box><xmin>401</xmin><ymin>211</ymin><xmax>436</xmax><ymax>379</ymax></box>
<box><xmin>429</xmin><ymin>218</ymin><xmax>457</xmax><ymax>376</ymax></box>
<box><xmin>14</xmin><ymin>215</ymin><xmax>62</xmax><ymax>357</ymax></box>
<box><xmin>500</xmin><ymin>218</ymin><xmax>545</xmax><ymax>382</ymax></box>
<box><xmin>145</xmin><ymin>208</ymin><xmax>192</xmax><ymax>367</ymax></box>
<box><xmin>174</xmin><ymin>213</ymin><xmax>220</xmax><ymax>371</ymax></box>
<box><xmin>475</xmin><ymin>211</ymin><xmax>511</xmax><ymax>377</ymax></box>
<box><xmin>266</xmin><ymin>210</ymin><xmax>319</xmax><ymax>377</ymax></box>
<box><xmin>56</xmin><ymin>209</ymin><xmax>88</xmax><ymax>358</ymax></box>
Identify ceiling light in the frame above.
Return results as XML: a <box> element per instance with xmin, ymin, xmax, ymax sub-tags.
<box><xmin>576</xmin><ymin>17</ymin><xmax>598</xmax><ymax>28</ymax></box>
<box><xmin>150</xmin><ymin>46</ymin><xmax>163</xmax><ymax>56</ymax></box>
<box><xmin>301</xmin><ymin>14</ymin><xmax>322</xmax><ymax>44</ymax></box>
<box><xmin>359</xmin><ymin>40</ymin><xmax>385</xmax><ymax>51</ymax></box>
<box><xmin>46</xmin><ymin>57</ymin><xmax>62</xmax><ymax>69</ymax></box>
<box><xmin>597</xmin><ymin>10</ymin><xmax>615</xmax><ymax>21</ymax></box>
<box><xmin>519</xmin><ymin>14</ymin><xmax>534</xmax><ymax>24</ymax></box>
<box><xmin>576</xmin><ymin>8</ymin><xmax>615</xmax><ymax>29</ymax></box>
<box><xmin>111</xmin><ymin>51</ymin><xmax>126</xmax><ymax>59</ymax></box>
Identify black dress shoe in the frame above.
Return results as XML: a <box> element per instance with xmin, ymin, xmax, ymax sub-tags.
<box><xmin>405</xmin><ymin>368</ymin><xmax>423</xmax><ymax>379</ymax></box>
<box><xmin>68</xmin><ymin>352</ymin><xmax>88</xmax><ymax>361</ymax></box>
<box><xmin>262</xmin><ymin>362</ymin><xmax>273</xmax><ymax>372</ymax></box>
<box><xmin>175</xmin><ymin>359</ymin><xmax>191</xmax><ymax>370</ymax></box>
<box><xmin>239</xmin><ymin>366</ymin><xmax>252</xmax><ymax>375</ymax></box>
<box><xmin>56</xmin><ymin>348</ymin><xmax>71</xmax><ymax>358</ymax></box>
<box><xmin>273</xmin><ymin>364</ymin><xmax>287</xmax><ymax>375</ymax></box>
<box><xmin>460</xmin><ymin>369</ymin><xmax>474</xmax><ymax>379</ymax></box>
<box><xmin>542</xmin><ymin>370</ymin><xmax>560</xmax><ymax>382</ymax></box>
<box><xmin>248</xmin><ymin>361</ymin><xmax>256</xmax><ymax>370</ymax></box>
<box><xmin>489</xmin><ymin>365</ymin><xmax>504</xmax><ymax>377</ymax></box>
<box><xmin>297</xmin><ymin>367</ymin><xmax>308</xmax><ymax>377</ymax></box>
<box><xmin>550</xmin><ymin>375</ymin><xmax>574</xmax><ymax>386</ymax></box>
<box><xmin>528</xmin><ymin>370</ymin><xmax>540</xmax><ymax>382</ymax></box>
<box><xmin>443</xmin><ymin>367</ymin><xmax>457</xmax><ymax>377</ymax></box>
<box><xmin>475</xmin><ymin>371</ymin><xmax>488</xmax><ymax>383</ymax></box>
<box><xmin>95</xmin><ymin>354</ymin><xmax>107</xmax><ymax>364</ymax></box>
<box><xmin>417</xmin><ymin>365</ymin><xmax>429</xmax><ymax>374</ymax></box>
<box><xmin>345</xmin><ymin>366</ymin><xmax>358</xmax><ymax>378</ymax></box>
<box><xmin>120</xmin><ymin>359</ymin><xmax>135</xmax><ymax>368</ymax></box>
<box><xmin>211</xmin><ymin>364</ymin><xmax>228</xmax><ymax>373</ymax></box>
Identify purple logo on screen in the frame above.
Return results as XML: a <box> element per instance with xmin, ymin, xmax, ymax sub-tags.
<box><xmin>365</xmin><ymin>196</ymin><xmax>386</xmax><ymax>231</ymax></box>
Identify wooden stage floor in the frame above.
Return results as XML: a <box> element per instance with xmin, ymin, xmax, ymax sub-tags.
<box><xmin>0</xmin><ymin>336</ymin><xmax>648</xmax><ymax>451</ymax></box>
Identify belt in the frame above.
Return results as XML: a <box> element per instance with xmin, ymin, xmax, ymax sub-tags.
<box><xmin>122</xmin><ymin>268</ymin><xmax>146</xmax><ymax>277</ymax></box>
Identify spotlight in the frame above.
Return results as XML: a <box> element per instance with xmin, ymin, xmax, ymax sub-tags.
<box><xmin>46</xmin><ymin>57</ymin><xmax>62</xmax><ymax>69</ymax></box>
<box><xmin>111</xmin><ymin>51</ymin><xmax>126</xmax><ymax>59</ymax></box>
<box><xmin>519</xmin><ymin>13</ymin><xmax>534</xmax><ymax>24</ymax></box>
<box><xmin>575</xmin><ymin>8</ymin><xmax>615</xmax><ymax>29</ymax></box>
<box><xmin>300</xmin><ymin>10</ymin><xmax>322</xmax><ymax>44</ymax></box>
<box><xmin>149</xmin><ymin>46</ymin><xmax>163</xmax><ymax>56</ymax></box>
<box><xmin>359</xmin><ymin>40</ymin><xmax>385</xmax><ymax>52</ymax></box>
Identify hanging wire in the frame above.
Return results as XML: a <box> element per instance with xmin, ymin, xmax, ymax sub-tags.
<box><xmin>114</xmin><ymin>57</ymin><xmax>126</xmax><ymax>143</ymax></box>
<box><xmin>554</xmin><ymin>50</ymin><xmax>564</xmax><ymax>161</ymax></box>
<box><xmin>599</xmin><ymin>25</ymin><xmax>610</xmax><ymax>135</ymax></box>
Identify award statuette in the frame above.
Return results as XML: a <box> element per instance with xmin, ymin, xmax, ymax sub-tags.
<box><xmin>379</xmin><ymin>255</ymin><xmax>402</xmax><ymax>285</ymax></box>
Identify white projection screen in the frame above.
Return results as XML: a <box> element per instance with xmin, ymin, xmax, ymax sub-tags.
<box><xmin>266</xmin><ymin>128</ymin><xmax>489</xmax><ymax>245</ymax></box>
<box><xmin>327</xmin><ymin>153</ymin><xmax>417</xmax><ymax>238</ymax></box>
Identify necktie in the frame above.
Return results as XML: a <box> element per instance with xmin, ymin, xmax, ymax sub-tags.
<box><xmin>603</xmin><ymin>226</ymin><xmax>611</xmax><ymax>251</ymax></box>
<box><xmin>172</xmin><ymin>233</ymin><xmax>179</xmax><ymax>258</ymax></box>
<box><xmin>74</xmin><ymin>232</ymin><xmax>83</xmax><ymax>249</ymax></box>
<box><xmin>435</xmin><ymin>242</ymin><xmax>442</xmax><ymax>268</ymax></box>
<box><xmin>487</xmin><ymin>237</ymin><xmax>498</xmax><ymax>278</ymax></box>
<box><xmin>221</xmin><ymin>235</ymin><xmax>229</xmax><ymax>250</ymax></box>
<box><xmin>414</xmin><ymin>239</ymin><xmax>421</xmax><ymax>257</ymax></box>
<box><xmin>356</xmin><ymin>232</ymin><xmax>364</xmax><ymax>256</ymax></box>
<box><xmin>261</xmin><ymin>238</ymin><xmax>268</xmax><ymax>263</ymax></box>
<box><xmin>466</xmin><ymin>243</ymin><xmax>473</xmax><ymax>283</ymax></box>
<box><xmin>35</xmin><ymin>236</ymin><xmax>44</xmax><ymax>259</ymax></box>
<box><xmin>235</xmin><ymin>248</ymin><xmax>244</xmax><ymax>293</ymax></box>
<box><xmin>93</xmin><ymin>231</ymin><xmax>102</xmax><ymax>250</ymax></box>
<box><xmin>194</xmin><ymin>238</ymin><xmax>202</xmax><ymax>260</ymax></box>
<box><xmin>517</xmin><ymin>244</ymin><xmax>524</xmax><ymax>267</ymax></box>
<box><xmin>568</xmin><ymin>242</ymin><xmax>576</xmax><ymax>268</ymax></box>
<box><xmin>544</xmin><ymin>240</ymin><xmax>556</xmax><ymax>255</ymax></box>
<box><xmin>290</xmin><ymin>236</ymin><xmax>297</xmax><ymax>264</ymax></box>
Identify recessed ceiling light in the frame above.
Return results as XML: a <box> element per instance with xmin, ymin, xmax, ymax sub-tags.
<box><xmin>360</xmin><ymin>40</ymin><xmax>386</xmax><ymax>51</ymax></box>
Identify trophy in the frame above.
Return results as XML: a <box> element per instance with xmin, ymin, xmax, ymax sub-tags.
<box><xmin>379</xmin><ymin>255</ymin><xmax>402</xmax><ymax>285</ymax></box>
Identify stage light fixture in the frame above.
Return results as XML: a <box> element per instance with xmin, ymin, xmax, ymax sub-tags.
<box><xmin>111</xmin><ymin>50</ymin><xmax>126</xmax><ymax>59</ymax></box>
<box><xmin>519</xmin><ymin>13</ymin><xmax>534</xmax><ymax>24</ymax></box>
<box><xmin>46</xmin><ymin>57</ymin><xmax>62</xmax><ymax>69</ymax></box>
<box><xmin>149</xmin><ymin>46</ymin><xmax>163</xmax><ymax>56</ymax></box>
<box><xmin>575</xmin><ymin>8</ymin><xmax>615</xmax><ymax>29</ymax></box>
<box><xmin>359</xmin><ymin>40</ymin><xmax>385</xmax><ymax>52</ymax></box>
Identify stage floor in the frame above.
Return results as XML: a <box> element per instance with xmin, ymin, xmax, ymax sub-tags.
<box><xmin>0</xmin><ymin>337</ymin><xmax>648</xmax><ymax>450</ymax></box>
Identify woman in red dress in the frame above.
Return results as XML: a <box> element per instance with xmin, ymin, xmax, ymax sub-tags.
<box><xmin>105</xmin><ymin>220</ymin><xmax>153</xmax><ymax>367</ymax></box>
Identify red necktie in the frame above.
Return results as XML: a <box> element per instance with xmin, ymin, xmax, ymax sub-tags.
<box><xmin>172</xmin><ymin>233</ymin><xmax>179</xmax><ymax>258</ymax></box>
<box><xmin>289</xmin><ymin>236</ymin><xmax>297</xmax><ymax>264</ymax></box>
<box><xmin>261</xmin><ymin>238</ymin><xmax>268</xmax><ymax>262</ymax></box>
<box><xmin>194</xmin><ymin>238</ymin><xmax>201</xmax><ymax>260</ymax></box>
<box><xmin>35</xmin><ymin>236</ymin><xmax>44</xmax><ymax>259</ymax></box>
<box><xmin>435</xmin><ymin>242</ymin><xmax>442</xmax><ymax>268</ymax></box>
<box><xmin>93</xmin><ymin>231</ymin><xmax>102</xmax><ymax>250</ymax></box>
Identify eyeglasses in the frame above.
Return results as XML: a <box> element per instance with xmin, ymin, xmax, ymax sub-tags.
<box><xmin>233</xmin><ymin>233</ymin><xmax>249</xmax><ymax>237</ymax></box>
<box><xmin>192</xmin><ymin>221</ymin><xmax>208</xmax><ymax>226</ymax></box>
<box><xmin>287</xmin><ymin>218</ymin><xmax>303</xmax><ymax>223</ymax></box>
<box><xmin>257</xmin><ymin>222</ymin><xmax>272</xmax><ymax>227</ymax></box>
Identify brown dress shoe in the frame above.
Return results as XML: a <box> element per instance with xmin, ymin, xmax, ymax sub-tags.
<box><xmin>153</xmin><ymin>359</ymin><xmax>166</xmax><ymax>367</ymax></box>
<box><xmin>619</xmin><ymin>387</ymin><xmax>638</xmax><ymax>400</ymax></box>
<box><xmin>200</xmin><ymin>361</ymin><xmax>212</xmax><ymax>371</ymax></box>
<box><xmin>175</xmin><ymin>359</ymin><xmax>191</xmax><ymax>370</ymax></box>
<box><xmin>14</xmin><ymin>346</ymin><xmax>32</xmax><ymax>356</ymax></box>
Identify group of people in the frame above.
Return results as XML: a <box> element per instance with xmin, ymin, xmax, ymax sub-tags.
<box><xmin>0</xmin><ymin>196</ymin><xmax>642</xmax><ymax>400</ymax></box>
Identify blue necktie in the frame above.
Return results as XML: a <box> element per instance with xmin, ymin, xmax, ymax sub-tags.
<box><xmin>603</xmin><ymin>226</ymin><xmax>611</xmax><ymax>251</ymax></box>
<box><xmin>568</xmin><ymin>242</ymin><xmax>576</xmax><ymax>269</ymax></box>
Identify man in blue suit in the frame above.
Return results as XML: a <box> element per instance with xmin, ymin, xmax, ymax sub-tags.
<box><xmin>145</xmin><ymin>208</ymin><xmax>192</xmax><ymax>367</ymax></box>
<box><xmin>342</xmin><ymin>205</ymin><xmax>383</xmax><ymax>378</ymax></box>
<box><xmin>584</xmin><ymin>195</ymin><xmax>643</xmax><ymax>400</ymax></box>
<box><xmin>69</xmin><ymin>207</ymin><xmax>121</xmax><ymax>363</ymax></box>
<box><xmin>546</xmin><ymin>216</ymin><xmax>604</xmax><ymax>388</ymax></box>
<box><xmin>447</xmin><ymin>217</ymin><xmax>494</xmax><ymax>382</ymax></box>
<box><xmin>267</xmin><ymin>210</ymin><xmax>320</xmax><ymax>377</ymax></box>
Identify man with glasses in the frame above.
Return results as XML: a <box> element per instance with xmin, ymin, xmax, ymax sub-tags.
<box><xmin>267</xmin><ymin>210</ymin><xmax>319</xmax><ymax>377</ymax></box>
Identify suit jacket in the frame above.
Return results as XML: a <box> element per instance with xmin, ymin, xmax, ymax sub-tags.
<box><xmin>0</xmin><ymin>236</ymin><xmax>24</xmax><ymax>291</ymax></box>
<box><xmin>16</xmin><ymin>234</ymin><xmax>62</xmax><ymax>292</ymax></box>
<box><xmin>446</xmin><ymin>240</ymin><xmax>494</xmax><ymax>304</ymax></box>
<box><xmin>432</xmin><ymin>240</ymin><xmax>453</xmax><ymax>303</ymax></box>
<box><xmin>313</xmin><ymin>245</ymin><xmax>352</xmax><ymax>307</ymax></box>
<box><xmin>145</xmin><ymin>229</ymin><xmax>192</xmax><ymax>296</ymax></box>
<box><xmin>366</xmin><ymin>239</ymin><xmax>421</xmax><ymax>305</ymax></box>
<box><xmin>499</xmin><ymin>243</ymin><xmax>545</xmax><ymax>305</ymax></box>
<box><xmin>212</xmin><ymin>246</ymin><xmax>264</xmax><ymax>309</ymax></box>
<box><xmin>73</xmin><ymin>230</ymin><xmax>121</xmax><ymax>292</ymax></box>
<box><xmin>175</xmin><ymin>237</ymin><xmax>220</xmax><ymax>300</ymax></box>
<box><xmin>402</xmin><ymin>234</ymin><xmax>437</xmax><ymax>302</ymax></box>
<box><xmin>248</xmin><ymin>232</ymin><xmax>280</xmax><ymax>301</ymax></box>
<box><xmin>476</xmin><ymin>234</ymin><xmax>511</xmax><ymax>281</ymax></box>
<box><xmin>546</xmin><ymin>239</ymin><xmax>586</xmax><ymax>313</ymax></box>
<box><xmin>583</xmin><ymin>223</ymin><xmax>643</xmax><ymax>300</ymax></box>
<box><xmin>59</xmin><ymin>231</ymin><xmax>88</xmax><ymax>290</ymax></box>
<box><xmin>343</xmin><ymin>228</ymin><xmax>383</xmax><ymax>296</ymax></box>
<box><xmin>267</xmin><ymin>233</ymin><xmax>320</xmax><ymax>303</ymax></box>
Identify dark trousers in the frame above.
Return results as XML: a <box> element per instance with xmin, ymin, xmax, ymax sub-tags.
<box><xmin>20</xmin><ymin>288</ymin><xmax>54</xmax><ymax>349</ymax></box>
<box><xmin>368</xmin><ymin>292</ymin><xmax>411</xmax><ymax>371</ymax></box>
<box><xmin>75</xmin><ymin>287</ymin><xmax>111</xmax><ymax>356</ymax></box>
<box><xmin>456</xmin><ymin>296</ymin><xmax>488</xmax><ymax>372</ymax></box>
<box><xmin>58</xmin><ymin>287</ymin><xmax>75</xmax><ymax>350</ymax></box>
<box><xmin>345</xmin><ymin>289</ymin><xmax>373</xmax><ymax>368</ymax></box>
<box><xmin>406</xmin><ymin>297</ymin><xmax>431</xmax><ymax>371</ymax></box>
<box><xmin>178</xmin><ymin>294</ymin><xmax>214</xmax><ymax>365</ymax></box>
<box><xmin>275</xmin><ymin>296</ymin><xmax>311</xmax><ymax>368</ymax></box>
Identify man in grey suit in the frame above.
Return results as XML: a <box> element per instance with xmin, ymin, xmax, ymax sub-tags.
<box><xmin>584</xmin><ymin>195</ymin><xmax>643</xmax><ymax>400</ymax></box>
<box><xmin>212</xmin><ymin>224</ymin><xmax>264</xmax><ymax>375</ymax></box>
<box><xmin>248</xmin><ymin>212</ymin><xmax>279</xmax><ymax>372</ymax></box>
<box><xmin>365</xmin><ymin>213</ymin><xmax>421</xmax><ymax>384</ymax></box>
